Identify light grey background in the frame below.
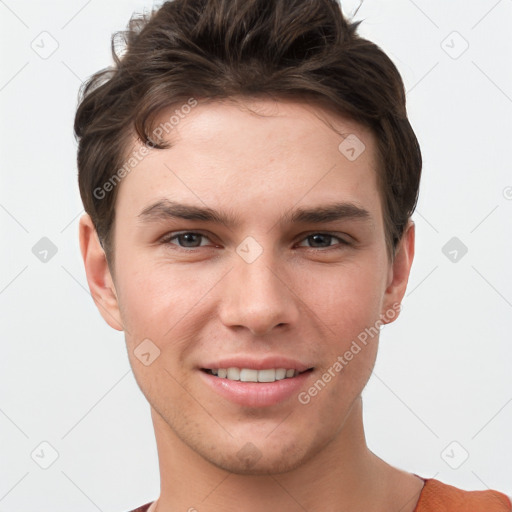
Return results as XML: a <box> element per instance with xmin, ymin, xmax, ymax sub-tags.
<box><xmin>1</xmin><ymin>0</ymin><xmax>511</xmax><ymax>510</ymax></box>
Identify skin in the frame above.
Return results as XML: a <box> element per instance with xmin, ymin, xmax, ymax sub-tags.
<box><xmin>79</xmin><ymin>97</ymin><xmax>423</xmax><ymax>512</ymax></box>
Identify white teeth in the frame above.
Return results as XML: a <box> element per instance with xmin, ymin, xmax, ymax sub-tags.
<box><xmin>209</xmin><ymin>367</ymin><xmax>300</xmax><ymax>382</ymax></box>
<box><xmin>240</xmin><ymin>369</ymin><xmax>258</xmax><ymax>382</ymax></box>
<box><xmin>258</xmin><ymin>369</ymin><xmax>275</xmax><ymax>382</ymax></box>
<box><xmin>227</xmin><ymin>367</ymin><xmax>240</xmax><ymax>380</ymax></box>
<box><xmin>275</xmin><ymin>368</ymin><xmax>286</xmax><ymax>380</ymax></box>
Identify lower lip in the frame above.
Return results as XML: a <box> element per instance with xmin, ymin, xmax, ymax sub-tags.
<box><xmin>199</xmin><ymin>369</ymin><xmax>313</xmax><ymax>407</ymax></box>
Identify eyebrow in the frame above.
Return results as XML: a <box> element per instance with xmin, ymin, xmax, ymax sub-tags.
<box><xmin>137</xmin><ymin>199</ymin><xmax>372</xmax><ymax>228</ymax></box>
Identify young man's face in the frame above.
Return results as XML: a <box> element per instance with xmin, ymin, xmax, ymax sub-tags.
<box><xmin>81</xmin><ymin>98</ymin><xmax>414</xmax><ymax>475</ymax></box>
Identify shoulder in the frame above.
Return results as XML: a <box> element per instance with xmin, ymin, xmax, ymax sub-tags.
<box><xmin>414</xmin><ymin>477</ymin><xmax>512</xmax><ymax>512</ymax></box>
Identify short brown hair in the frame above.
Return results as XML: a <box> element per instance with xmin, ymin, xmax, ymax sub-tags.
<box><xmin>74</xmin><ymin>0</ymin><xmax>422</xmax><ymax>267</ymax></box>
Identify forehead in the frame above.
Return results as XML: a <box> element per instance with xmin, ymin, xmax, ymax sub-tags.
<box><xmin>150</xmin><ymin>96</ymin><xmax>376</xmax><ymax>159</ymax></box>
<box><xmin>116</xmin><ymin>97</ymin><xmax>382</xmax><ymax>228</ymax></box>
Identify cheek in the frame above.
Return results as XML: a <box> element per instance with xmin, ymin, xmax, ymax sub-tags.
<box><xmin>294</xmin><ymin>260</ymin><xmax>384</xmax><ymax>334</ymax></box>
<box><xmin>293</xmin><ymin>261</ymin><xmax>383</xmax><ymax>394</ymax></box>
<box><xmin>115</xmin><ymin>267</ymin><xmax>170</xmax><ymax>338</ymax></box>
<box><xmin>114</xmin><ymin>255</ymin><xmax>224</xmax><ymax>344</ymax></box>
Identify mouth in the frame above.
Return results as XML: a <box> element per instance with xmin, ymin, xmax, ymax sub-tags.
<box><xmin>201</xmin><ymin>367</ymin><xmax>314</xmax><ymax>383</ymax></box>
<box><xmin>198</xmin><ymin>357</ymin><xmax>315</xmax><ymax>407</ymax></box>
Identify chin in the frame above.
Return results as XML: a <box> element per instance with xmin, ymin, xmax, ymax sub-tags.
<box><xmin>204</xmin><ymin>440</ymin><xmax>314</xmax><ymax>476</ymax></box>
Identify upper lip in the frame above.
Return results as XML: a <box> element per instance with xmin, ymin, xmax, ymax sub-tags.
<box><xmin>200</xmin><ymin>356</ymin><xmax>313</xmax><ymax>373</ymax></box>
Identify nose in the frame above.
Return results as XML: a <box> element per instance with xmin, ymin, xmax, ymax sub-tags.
<box><xmin>218</xmin><ymin>248</ymin><xmax>300</xmax><ymax>337</ymax></box>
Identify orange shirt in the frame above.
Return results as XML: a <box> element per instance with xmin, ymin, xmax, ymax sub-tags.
<box><xmin>413</xmin><ymin>477</ymin><xmax>512</xmax><ymax>512</ymax></box>
<box><xmin>129</xmin><ymin>477</ymin><xmax>512</xmax><ymax>511</ymax></box>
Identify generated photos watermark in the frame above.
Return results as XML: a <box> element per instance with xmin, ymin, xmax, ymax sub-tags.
<box><xmin>298</xmin><ymin>302</ymin><xmax>401</xmax><ymax>405</ymax></box>
<box><xmin>93</xmin><ymin>97</ymin><xmax>198</xmax><ymax>200</ymax></box>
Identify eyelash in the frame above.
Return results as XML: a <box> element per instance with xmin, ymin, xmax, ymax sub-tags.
<box><xmin>159</xmin><ymin>231</ymin><xmax>351</xmax><ymax>251</ymax></box>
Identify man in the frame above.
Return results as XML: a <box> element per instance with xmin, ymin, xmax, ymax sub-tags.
<box><xmin>75</xmin><ymin>1</ymin><xmax>511</xmax><ymax>510</ymax></box>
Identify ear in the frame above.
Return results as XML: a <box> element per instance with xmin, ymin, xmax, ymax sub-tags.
<box><xmin>380</xmin><ymin>219</ymin><xmax>415</xmax><ymax>324</ymax></box>
<box><xmin>79</xmin><ymin>213</ymin><xmax>123</xmax><ymax>331</ymax></box>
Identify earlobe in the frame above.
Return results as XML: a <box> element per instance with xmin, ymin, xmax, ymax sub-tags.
<box><xmin>78</xmin><ymin>214</ymin><xmax>124</xmax><ymax>331</ymax></box>
<box><xmin>380</xmin><ymin>219</ymin><xmax>415</xmax><ymax>325</ymax></box>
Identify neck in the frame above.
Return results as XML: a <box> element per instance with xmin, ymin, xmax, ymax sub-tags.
<box><xmin>150</xmin><ymin>397</ymin><xmax>423</xmax><ymax>512</ymax></box>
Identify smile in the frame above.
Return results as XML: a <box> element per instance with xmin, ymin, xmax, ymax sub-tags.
<box><xmin>203</xmin><ymin>367</ymin><xmax>312</xmax><ymax>383</ymax></box>
<box><xmin>200</xmin><ymin>366</ymin><xmax>315</xmax><ymax>407</ymax></box>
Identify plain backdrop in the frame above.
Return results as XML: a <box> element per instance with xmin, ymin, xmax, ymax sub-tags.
<box><xmin>1</xmin><ymin>0</ymin><xmax>511</xmax><ymax>510</ymax></box>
